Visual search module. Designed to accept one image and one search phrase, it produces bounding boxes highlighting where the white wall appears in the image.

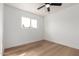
[44,4,79,49]
[0,3,3,55]
[4,3,79,50]
[3,4,44,49]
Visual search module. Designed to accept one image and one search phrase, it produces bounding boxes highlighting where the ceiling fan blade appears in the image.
[47,7,50,12]
[50,3,62,6]
[37,5,45,10]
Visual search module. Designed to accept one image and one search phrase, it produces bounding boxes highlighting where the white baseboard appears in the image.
[45,39,79,49]
[4,39,43,49]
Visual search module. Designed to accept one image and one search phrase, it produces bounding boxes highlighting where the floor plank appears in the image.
[4,40,79,56]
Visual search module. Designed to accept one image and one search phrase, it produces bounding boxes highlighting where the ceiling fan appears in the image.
[37,3,62,12]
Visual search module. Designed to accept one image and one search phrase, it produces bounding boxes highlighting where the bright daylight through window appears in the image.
[21,16,37,29]
[31,19,37,28]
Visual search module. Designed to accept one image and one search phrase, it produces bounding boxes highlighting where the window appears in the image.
[22,16,30,28]
[21,16,37,29]
[31,19,37,28]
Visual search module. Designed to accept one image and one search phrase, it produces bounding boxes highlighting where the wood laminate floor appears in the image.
[4,40,79,56]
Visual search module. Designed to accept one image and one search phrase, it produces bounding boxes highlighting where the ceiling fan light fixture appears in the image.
[37,3,62,12]
[45,4,50,8]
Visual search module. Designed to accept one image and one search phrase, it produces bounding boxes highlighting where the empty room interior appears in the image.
[0,3,79,56]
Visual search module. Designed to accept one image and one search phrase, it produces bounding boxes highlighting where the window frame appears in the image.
[21,16,37,29]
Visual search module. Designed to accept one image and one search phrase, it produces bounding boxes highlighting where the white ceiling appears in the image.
[6,3,78,16]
